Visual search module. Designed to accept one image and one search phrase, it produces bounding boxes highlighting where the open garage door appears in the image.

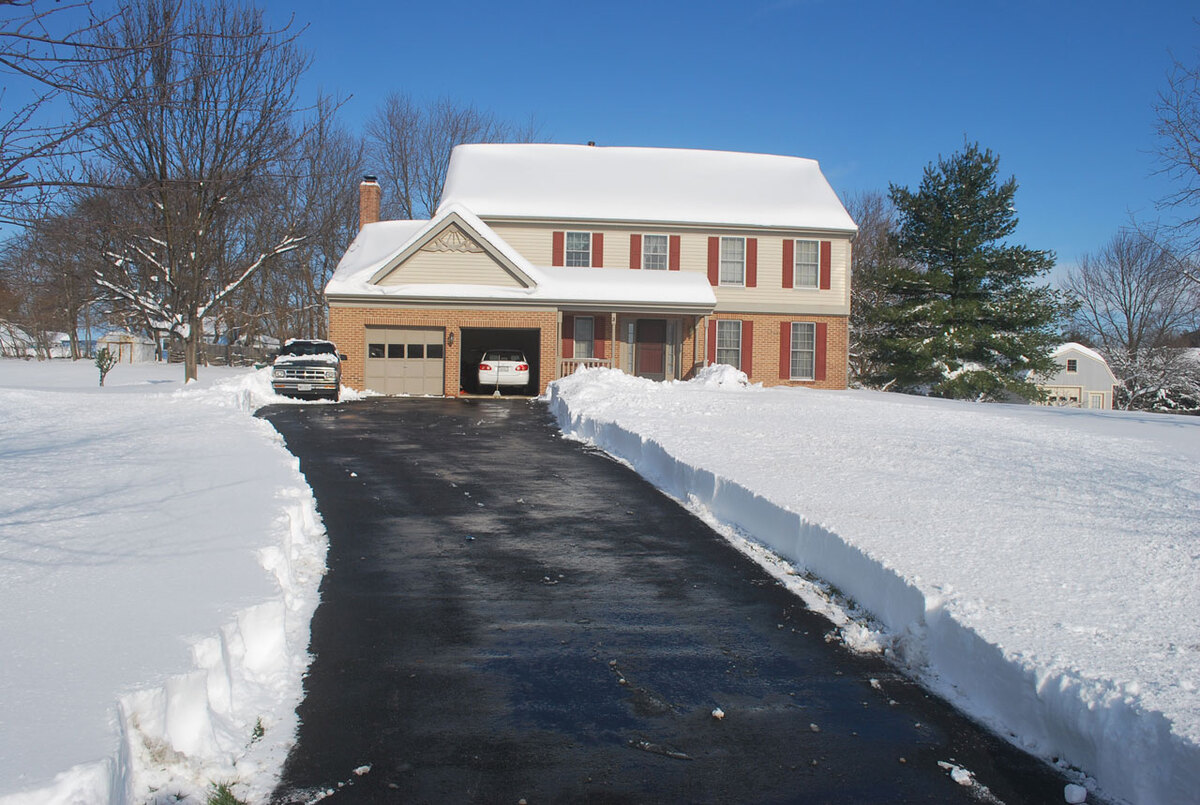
[365,327,445,395]
[460,327,540,395]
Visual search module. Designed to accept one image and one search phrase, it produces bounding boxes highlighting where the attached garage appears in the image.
[364,326,445,396]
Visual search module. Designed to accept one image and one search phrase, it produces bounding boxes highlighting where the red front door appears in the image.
[635,319,667,380]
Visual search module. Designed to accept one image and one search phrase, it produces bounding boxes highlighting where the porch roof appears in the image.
[326,204,716,313]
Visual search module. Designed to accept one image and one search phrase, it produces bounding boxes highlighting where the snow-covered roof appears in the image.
[1051,342,1110,366]
[437,143,858,233]
[326,203,716,311]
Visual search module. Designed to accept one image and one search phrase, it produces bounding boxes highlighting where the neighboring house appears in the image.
[1036,343,1117,409]
[0,320,34,357]
[326,143,857,396]
[98,331,158,363]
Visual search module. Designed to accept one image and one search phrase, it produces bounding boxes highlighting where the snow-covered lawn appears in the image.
[548,367,1200,805]
[0,360,338,804]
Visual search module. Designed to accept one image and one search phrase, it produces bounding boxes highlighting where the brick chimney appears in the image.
[358,175,381,230]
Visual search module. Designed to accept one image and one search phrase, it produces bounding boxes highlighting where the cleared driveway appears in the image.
[263,398,1079,804]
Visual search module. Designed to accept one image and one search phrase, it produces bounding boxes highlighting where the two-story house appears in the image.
[326,144,857,396]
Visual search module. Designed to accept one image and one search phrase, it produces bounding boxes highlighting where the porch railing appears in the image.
[558,357,612,377]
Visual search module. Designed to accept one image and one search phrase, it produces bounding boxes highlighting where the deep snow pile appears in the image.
[0,360,337,804]
[547,367,1200,805]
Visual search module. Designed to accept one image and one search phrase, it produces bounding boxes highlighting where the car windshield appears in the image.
[281,341,336,356]
[483,350,524,362]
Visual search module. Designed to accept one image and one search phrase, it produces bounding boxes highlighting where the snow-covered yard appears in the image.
[547,367,1200,805]
[4,357,1196,805]
[0,360,336,804]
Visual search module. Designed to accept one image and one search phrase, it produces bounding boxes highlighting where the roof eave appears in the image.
[473,213,858,237]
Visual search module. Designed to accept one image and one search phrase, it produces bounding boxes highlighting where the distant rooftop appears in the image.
[437,143,858,233]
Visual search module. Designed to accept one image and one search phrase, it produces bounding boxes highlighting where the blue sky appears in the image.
[275,1,1198,275]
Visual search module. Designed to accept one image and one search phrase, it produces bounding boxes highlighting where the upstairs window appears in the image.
[643,234,669,270]
[719,237,745,286]
[1066,359,1078,373]
[565,231,591,267]
[794,240,820,288]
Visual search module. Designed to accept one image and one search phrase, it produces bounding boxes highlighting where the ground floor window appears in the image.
[716,320,741,368]
[790,322,816,380]
[574,315,594,358]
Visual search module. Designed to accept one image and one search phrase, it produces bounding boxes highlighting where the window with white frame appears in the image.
[790,322,816,380]
[794,240,819,288]
[719,237,745,285]
[565,231,591,267]
[1066,359,1078,373]
[574,316,594,359]
[643,234,669,270]
[716,320,741,367]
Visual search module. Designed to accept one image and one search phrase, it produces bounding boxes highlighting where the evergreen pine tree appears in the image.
[871,142,1069,400]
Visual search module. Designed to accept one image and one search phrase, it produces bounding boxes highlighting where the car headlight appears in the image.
[272,368,284,378]
[324,369,336,381]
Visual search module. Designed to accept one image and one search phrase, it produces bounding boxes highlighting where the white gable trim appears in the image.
[368,209,537,289]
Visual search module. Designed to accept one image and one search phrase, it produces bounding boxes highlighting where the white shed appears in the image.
[1037,343,1117,410]
[98,331,158,363]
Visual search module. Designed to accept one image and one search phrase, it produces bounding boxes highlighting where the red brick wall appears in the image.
[703,313,848,389]
[329,306,559,395]
[329,306,848,394]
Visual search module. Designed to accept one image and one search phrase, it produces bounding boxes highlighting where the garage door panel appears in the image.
[365,327,444,396]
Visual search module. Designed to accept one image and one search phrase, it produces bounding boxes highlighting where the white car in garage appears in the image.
[477,349,530,391]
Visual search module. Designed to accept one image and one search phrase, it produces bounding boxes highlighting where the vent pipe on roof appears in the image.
[359,175,381,230]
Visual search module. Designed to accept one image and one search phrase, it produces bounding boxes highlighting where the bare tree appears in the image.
[844,191,904,384]
[227,95,364,343]
[0,0,169,223]
[77,0,310,381]
[0,210,104,358]
[1064,228,1200,410]
[1153,36,1200,287]
[366,92,538,220]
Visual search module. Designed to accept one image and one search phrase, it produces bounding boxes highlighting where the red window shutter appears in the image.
[595,317,607,359]
[562,315,574,359]
[707,319,717,364]
[630,234,642,269]
[820,241,832,290]
[669,235,681,270]
[782,239,794,289]
[592,233,604,267]
[779,321,791,378]
[707,237,720,285]
[552,231,564,266]
[746,238,758,288]
[815,322,828,381]
[742,320,753,376]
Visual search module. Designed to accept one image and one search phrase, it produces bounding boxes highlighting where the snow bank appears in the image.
[0,360,334,804]
[546,368,1200,805]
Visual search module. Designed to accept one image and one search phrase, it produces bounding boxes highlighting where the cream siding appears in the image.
[375,247,526,289]
[486,220,851,316]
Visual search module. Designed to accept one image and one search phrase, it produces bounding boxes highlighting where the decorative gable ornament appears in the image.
[421,225,484,254]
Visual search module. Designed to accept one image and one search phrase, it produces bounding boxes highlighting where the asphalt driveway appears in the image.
[262,397,1079,804]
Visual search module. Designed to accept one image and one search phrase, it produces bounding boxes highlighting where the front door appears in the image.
[635,319,667,381]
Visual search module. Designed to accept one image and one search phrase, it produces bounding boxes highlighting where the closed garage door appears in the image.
[365,327,445,396]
